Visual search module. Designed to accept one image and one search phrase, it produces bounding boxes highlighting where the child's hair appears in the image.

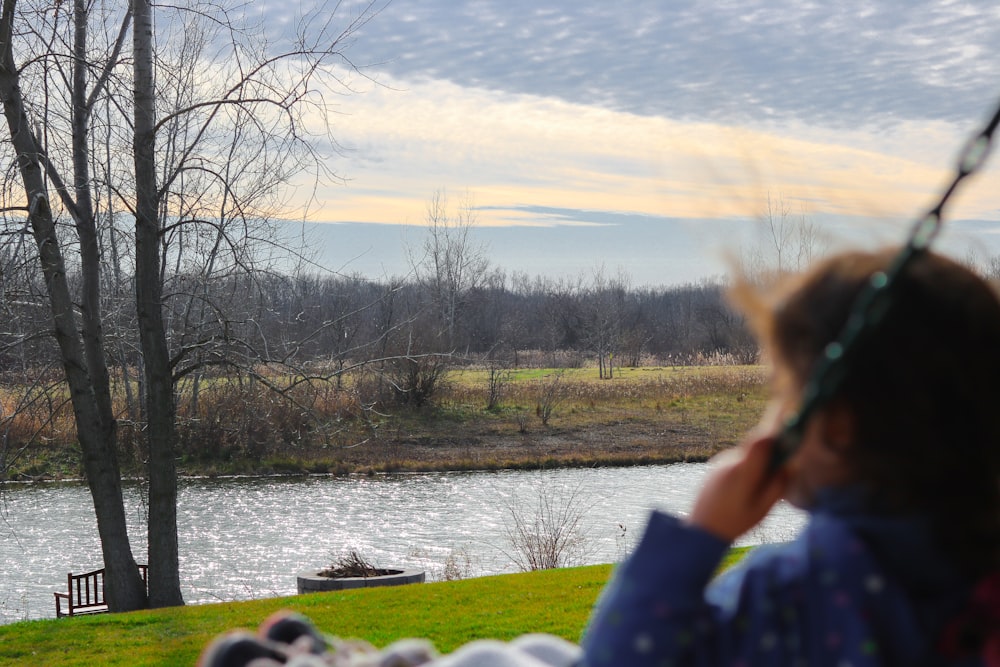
[732,248,1000,576]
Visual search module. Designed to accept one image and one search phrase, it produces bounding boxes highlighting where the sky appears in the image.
[267,0,1000,286]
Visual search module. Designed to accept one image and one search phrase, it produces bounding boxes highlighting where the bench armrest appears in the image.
[54,591,69,618]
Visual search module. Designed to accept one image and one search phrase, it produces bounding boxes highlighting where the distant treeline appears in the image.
[0,260,762,472]
[0,268,756,379]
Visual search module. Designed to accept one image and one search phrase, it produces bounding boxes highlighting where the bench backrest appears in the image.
[66,568,106,614]
[73,569,104,607]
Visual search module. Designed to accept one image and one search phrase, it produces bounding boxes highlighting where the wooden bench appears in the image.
[54,565,148,618]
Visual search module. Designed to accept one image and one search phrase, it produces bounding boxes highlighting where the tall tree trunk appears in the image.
[133,0,184,608]
[72,0,115,438]
[0,1,145,611]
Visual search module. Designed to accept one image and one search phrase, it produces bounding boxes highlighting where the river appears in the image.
[0,464,805,625]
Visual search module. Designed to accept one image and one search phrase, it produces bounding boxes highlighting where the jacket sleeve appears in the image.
[579,510,808,667]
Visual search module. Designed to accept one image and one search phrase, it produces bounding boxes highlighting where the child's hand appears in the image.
[686,435,789,542]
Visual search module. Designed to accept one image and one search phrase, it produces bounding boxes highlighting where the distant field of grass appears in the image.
[447,365,766,415]
[0,549,752,666]
[4,364,769,479]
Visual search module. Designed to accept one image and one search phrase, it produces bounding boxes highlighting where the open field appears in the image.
[4,365,769,479]
[0,550,751,666]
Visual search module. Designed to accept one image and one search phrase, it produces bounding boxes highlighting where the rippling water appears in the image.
[0,464,805,625]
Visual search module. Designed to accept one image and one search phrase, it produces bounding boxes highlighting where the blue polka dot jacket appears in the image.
[580,491,979,666]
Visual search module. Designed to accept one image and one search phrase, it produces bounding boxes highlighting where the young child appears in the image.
[580,247,1000,666]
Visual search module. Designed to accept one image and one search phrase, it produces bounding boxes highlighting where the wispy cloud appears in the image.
[313,75,997,226]
[264,0,1000,282]
[341,0,1000,126]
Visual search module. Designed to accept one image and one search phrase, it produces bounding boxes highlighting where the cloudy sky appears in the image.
[278,0,1000,286]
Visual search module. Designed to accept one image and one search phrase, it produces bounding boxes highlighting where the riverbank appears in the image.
[7,365,769,480]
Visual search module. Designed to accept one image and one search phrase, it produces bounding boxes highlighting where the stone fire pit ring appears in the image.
[297,569,425,593]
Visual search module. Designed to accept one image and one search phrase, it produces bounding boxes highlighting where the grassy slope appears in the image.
[0,549,750,667]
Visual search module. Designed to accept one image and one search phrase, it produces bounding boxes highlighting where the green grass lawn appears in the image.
[0,549,750,666]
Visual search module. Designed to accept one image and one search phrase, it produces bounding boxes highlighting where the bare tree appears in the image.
[0,0,386,611]
[761,192,795,275]
[133,0,186,608]
[743,192,827,282]
[0,0,148,611]
[793,208,825,271]
[416,189,492,348]
[582,267,629,379]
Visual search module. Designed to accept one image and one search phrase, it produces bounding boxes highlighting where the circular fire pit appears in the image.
[297,568,425,593]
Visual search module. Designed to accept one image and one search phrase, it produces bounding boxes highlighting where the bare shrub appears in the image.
[170,369,382,462]
[174,374,316,460]
[485,353,512,411]
[0,378,75,471]
[442,547,475,581]
[515,410,530,434]
[500,480,593,571]
[383,354,451,408]
[350,365,391,411]
[407,545,477,582]
[535,370,567,426]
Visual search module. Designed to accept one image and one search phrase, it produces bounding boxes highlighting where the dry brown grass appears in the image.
[1,364,769,479]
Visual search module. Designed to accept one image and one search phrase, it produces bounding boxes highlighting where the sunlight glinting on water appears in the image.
[0,464,805,624]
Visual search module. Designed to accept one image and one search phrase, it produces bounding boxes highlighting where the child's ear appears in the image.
[820,400,856,455]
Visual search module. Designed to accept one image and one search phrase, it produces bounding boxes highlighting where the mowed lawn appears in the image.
[0,549,750,666]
